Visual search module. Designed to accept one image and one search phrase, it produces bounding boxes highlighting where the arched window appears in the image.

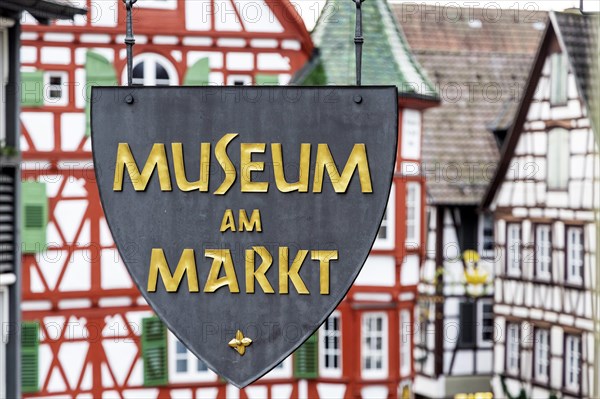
[547,127,569,190]
[127,53,178,86]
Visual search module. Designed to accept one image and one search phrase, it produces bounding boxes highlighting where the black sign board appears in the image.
[91,86,398,387]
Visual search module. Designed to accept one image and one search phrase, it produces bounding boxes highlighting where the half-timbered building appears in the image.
[482,10,599,399]
[18,2,316,398]
[293,0,439,397]
[391,5,546,398]
[1,2,86,399]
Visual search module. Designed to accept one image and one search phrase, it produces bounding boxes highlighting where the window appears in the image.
[535,225,552,281]
[227,75,252,85]
[0,287,6,399]
[361,312,388,379]
[534,328,550,383]
[44,72,68,106]
[374,186,395,249]
[319,312,342,377]
[168,332,213,382]
[478,300,494,346]
[564,335,581,392]
[547,128,569,190]
[479,213,495,259]
[263,357,292,379]
[550,53,568,105]
[506,223,521,277]
[458,302,476,347]
[401,109,422,160]
[566,226,584,286]
[130,54,178,86]
[137,0,177,9]
[400,310,411,376]
[506,323,520,375]
[405,182,420,246]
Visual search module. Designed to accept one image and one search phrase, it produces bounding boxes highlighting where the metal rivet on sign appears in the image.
[125,94,134,105]
[353,95,362,104]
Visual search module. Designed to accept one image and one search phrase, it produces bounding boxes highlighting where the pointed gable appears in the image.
[294,0,436,97]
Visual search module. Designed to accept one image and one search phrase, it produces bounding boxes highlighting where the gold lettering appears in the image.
[272,143,311,192]
[238,209,262,232]
[204,249,240,293]
[313,144,372,193]
[172,142,210,191]
[278,247,309,294]
[240,143,269,192]
[311,250,338,294]
[113,143,172,191]
[214,133,238,195]
[245,246,274,294]
[220,209,236,232]
[147,248,199,292]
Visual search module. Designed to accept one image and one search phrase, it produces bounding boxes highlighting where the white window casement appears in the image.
[168,332,215,383]
[506,323,520,375]
[262,357,292,379]
[399,310,411,376]
[137,0,177,10]
[547,128,570,190]
[506,223,521,277]
[566,226,584,286]
[564,334,582,393]
[477,300,494,347]
[319,311,342,378]
[534,328,550,384]
[361,312,388,379]
[0,286,7,399]
[43,71,68,106]
[405,182,420,247]
[535,224,552,281]
[550,52,568,105]
[400,109,422,160]
[374,185,395,250]
[478,212,495,259]
[129,53,179,86]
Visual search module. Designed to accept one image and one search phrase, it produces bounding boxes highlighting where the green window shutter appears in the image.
[21,181,48,254]
[293,333,318,379]
[142,316,168,386]
[21,321,39,393]
[255,74,279,85]
[183,58,210,86]
[85,51,118,136]
[21,71,44,107]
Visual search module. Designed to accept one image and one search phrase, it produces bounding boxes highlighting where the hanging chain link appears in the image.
[353,0,365,86]
[124,0,138,87]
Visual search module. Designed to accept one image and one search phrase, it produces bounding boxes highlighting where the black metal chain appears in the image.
[124,0,138,87]
[353,0,365,86]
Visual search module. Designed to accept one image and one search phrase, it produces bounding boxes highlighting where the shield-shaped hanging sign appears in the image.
[91,86,397,387]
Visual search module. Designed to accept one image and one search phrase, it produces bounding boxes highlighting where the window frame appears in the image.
[534,224,552,282]
[477,299,494,347]
[318,311,342,378]
[373,184,395,250]
[506,223,522,278]
[361,312,389,379]
[505,323,520,376]
[43,71,69,106]
[405,182,421,247]
[565,226,584,287]
[550,52,568,105]
[262,357,292,379]
[0,286,6,399]
[478,212,495,259]
[125,53,179,86]
[167,332,214,383]
[533,327,550,384]
[546,127,570,191]
[0,28,7,145]
[564,334,582,394]
[136,0,178,10]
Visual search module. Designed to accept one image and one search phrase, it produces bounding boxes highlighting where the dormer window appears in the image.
[550,52,568,105]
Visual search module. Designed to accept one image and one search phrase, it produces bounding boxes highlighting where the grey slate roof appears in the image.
[293,0,437,98]
[392,4,546,205]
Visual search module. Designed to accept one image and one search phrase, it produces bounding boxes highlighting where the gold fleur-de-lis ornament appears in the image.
[228,330,252,356]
